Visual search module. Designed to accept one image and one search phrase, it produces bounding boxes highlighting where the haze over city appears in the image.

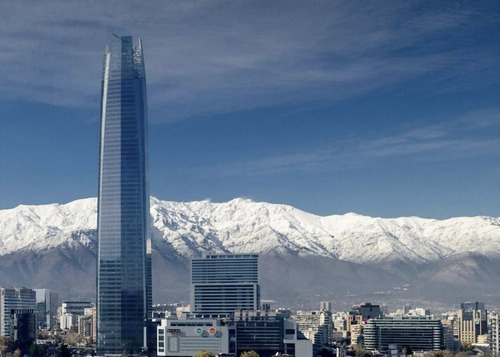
[0,0,498,219]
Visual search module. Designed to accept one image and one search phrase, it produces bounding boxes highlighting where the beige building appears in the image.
[458,302,487,345]
[294,310,333,347]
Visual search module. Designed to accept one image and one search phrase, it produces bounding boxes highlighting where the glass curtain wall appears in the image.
[97,35,152,355]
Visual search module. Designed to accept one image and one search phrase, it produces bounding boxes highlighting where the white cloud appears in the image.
[198,107,499,177]
[0,1,497,120]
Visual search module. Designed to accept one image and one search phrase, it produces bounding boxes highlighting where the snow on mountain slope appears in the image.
[1,197,499,264]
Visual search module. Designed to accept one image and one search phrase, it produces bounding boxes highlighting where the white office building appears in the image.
[190,254,259,315]
[157,318,230,356]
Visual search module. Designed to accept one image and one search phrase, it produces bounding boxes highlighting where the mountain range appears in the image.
[1,197,499,311]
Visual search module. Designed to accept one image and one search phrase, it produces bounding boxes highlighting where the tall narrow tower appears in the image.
[97,36,152,355]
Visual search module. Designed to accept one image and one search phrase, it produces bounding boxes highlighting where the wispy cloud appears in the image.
[0,1,497,120]
[199,107,499,177]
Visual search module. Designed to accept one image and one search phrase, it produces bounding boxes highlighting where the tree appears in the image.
[30,343,48,357]
[402,346,413,356]
[240,351,259,357]
[0,337,13,357]
[193,350,215,357]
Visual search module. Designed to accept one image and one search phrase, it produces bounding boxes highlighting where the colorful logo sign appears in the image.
[196,327,203,335]
[208,327,216,335]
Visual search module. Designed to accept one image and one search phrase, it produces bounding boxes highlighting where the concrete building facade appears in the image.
[490,312,499,355]
[190,254,259,315]
[0,287,36,337]
[458,302,487,345]
[364,317,444,353]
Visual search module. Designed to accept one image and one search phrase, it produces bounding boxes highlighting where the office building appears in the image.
[59,301,92,331]
[0,287,36,337]
[458,302,487,344]
[232,310,284,356]
[97,35,152,354]
[490,312,499,354]
[347,302,382,330]
[157,317,230,356]
[190,254,259,315]
[10,308,36,354]
[10,309,36,349]
[62,300,92,316]
[157,311,312,357]
[364,317,444,352]
[34,289,58,330]
[78,315,94,339]
[158,253,311,356]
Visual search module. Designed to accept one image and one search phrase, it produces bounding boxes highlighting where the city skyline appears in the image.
[0,1,498,219]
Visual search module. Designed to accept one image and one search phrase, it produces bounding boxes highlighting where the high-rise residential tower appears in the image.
[97,35,152,355]
[190,253,260,315]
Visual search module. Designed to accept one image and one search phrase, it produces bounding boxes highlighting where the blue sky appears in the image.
[0,0,498,218]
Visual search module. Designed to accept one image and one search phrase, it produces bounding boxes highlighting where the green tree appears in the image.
[240,351,259,357]
[193,350,215,357]
[29,343,48,357]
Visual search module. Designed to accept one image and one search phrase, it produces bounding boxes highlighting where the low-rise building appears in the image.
[157,310,312,357]
[158,317,229,356]
[364,316,444,353]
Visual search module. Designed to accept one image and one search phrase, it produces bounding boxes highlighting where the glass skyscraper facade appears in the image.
[97,36,152,355]
[190,254,260,315]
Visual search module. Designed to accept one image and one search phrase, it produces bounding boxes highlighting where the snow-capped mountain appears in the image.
[1,197,499,263]
[1,197,499,308]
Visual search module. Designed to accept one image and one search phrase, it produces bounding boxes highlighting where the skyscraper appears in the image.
[190,253,260,315]
[97,35,152,355]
